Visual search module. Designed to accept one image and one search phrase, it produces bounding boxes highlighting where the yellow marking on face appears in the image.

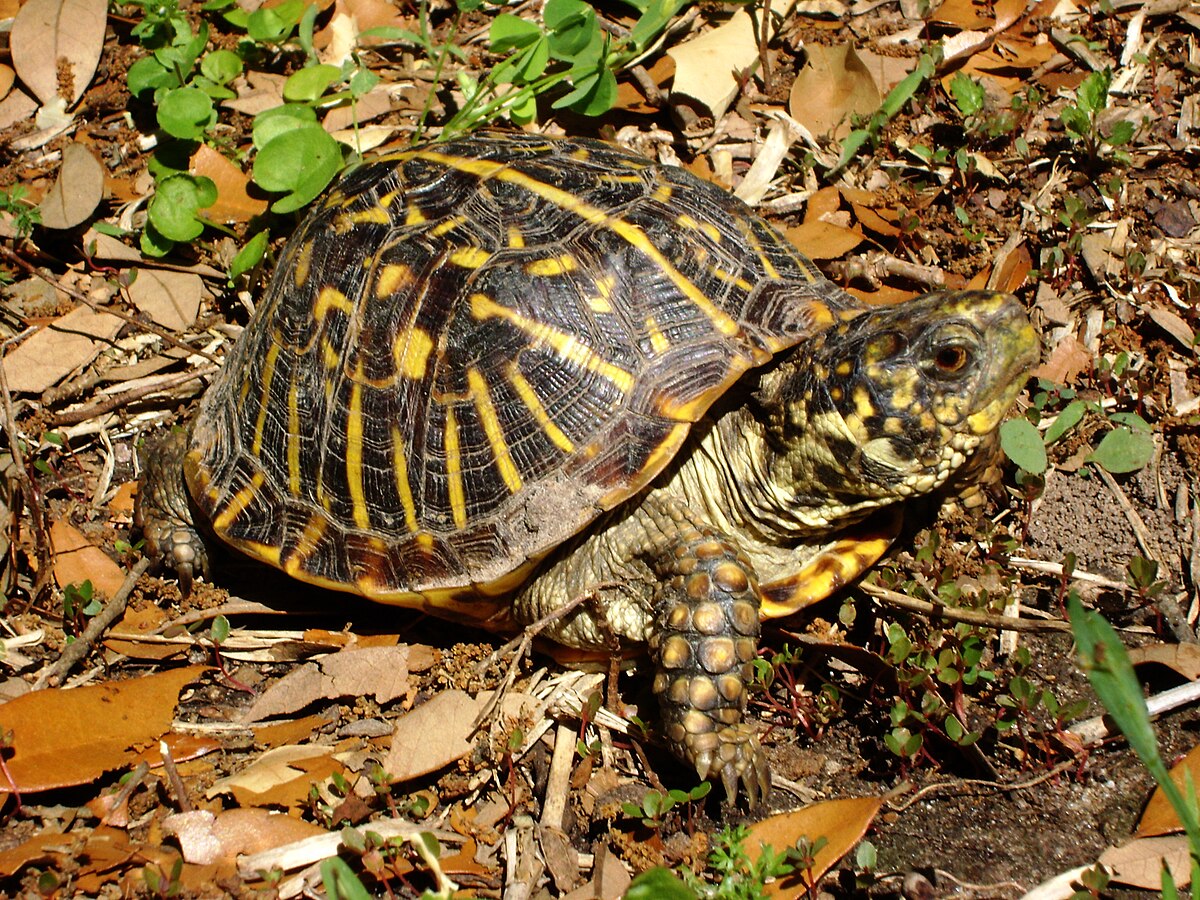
[412,150,740,337]
[344,205,391,227]
[293,240,314,288]
[468,367,522,493]
[507,226,526,248]
[283,514,329,577]
[376,264,413,298]
[390,426,419,533]
[287,378,301,495]
[444,405,468,530]
[406,204,427,226]
[471,293,635,393]
[645,316,670,354]
[835,360,853,376]
[506,362,575,453]
[526,254,578,277]
[430,215,466,236]
[853,386,877,421]
[212,470,266,534]
[346,363,370,531]
[394,326,434,380]
[250,342,281,456]
[449,246,491,268]
[315,286,354,322]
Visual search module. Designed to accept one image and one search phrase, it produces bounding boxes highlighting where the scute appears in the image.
[185,131,863,603]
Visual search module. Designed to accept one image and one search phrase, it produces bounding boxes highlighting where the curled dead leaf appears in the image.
[38,142,104,230]
[10,0,107,107]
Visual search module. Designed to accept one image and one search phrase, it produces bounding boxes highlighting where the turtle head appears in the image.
[760,290,1039,529]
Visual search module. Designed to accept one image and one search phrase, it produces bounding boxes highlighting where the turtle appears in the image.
[136,130,1038,801]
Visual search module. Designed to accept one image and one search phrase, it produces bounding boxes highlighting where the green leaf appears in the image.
[628,0,686,52]
[625,867,698,900]
[1076,69,1111,115]
[999,417,1048,475]
[253,126,343,213]
[545,0,596,59]
[949,73,985,118]
[1107,411,1151,432]
[1106,119,1134,146]
[1087,426,1154,474]
[127,56,177,98]
[490,14,543,53]
[1043,398,1087,444]
[284,63,342,102]
[555,66,617,116]
[148,174,217,241]
[252,104,318,150]
[200,49,243,85]
[157,87,216,140]
[1060,105,1090,140]
[229,230,268,281]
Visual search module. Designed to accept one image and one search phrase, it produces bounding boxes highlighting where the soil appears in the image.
[1,0,1199,897]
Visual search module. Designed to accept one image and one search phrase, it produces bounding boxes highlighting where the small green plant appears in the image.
[330,827,458,898]
[626,823,822,899]
[1000,378,1156,478]
[0,185,42,241]
[621,782,712,829]
[62,580,102,636]
[1069,594,1200,893]
[1059,69,1135,167]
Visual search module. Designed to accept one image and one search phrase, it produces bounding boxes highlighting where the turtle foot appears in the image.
[136,428,210,594]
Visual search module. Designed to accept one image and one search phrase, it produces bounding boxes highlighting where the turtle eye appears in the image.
[934,344,971,373]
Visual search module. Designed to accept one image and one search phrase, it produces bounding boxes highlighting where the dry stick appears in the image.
[1094,465,1196,644]
[158,739,194,812]
[52,366,219,427]
[0,349,53,605]
[32,556,152,690]
[0,245,219,364]
[861,582,1074,633]
[541,723,576,832]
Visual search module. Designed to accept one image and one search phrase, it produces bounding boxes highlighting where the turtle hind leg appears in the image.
[651,531,769,805]
[135,428,209,594]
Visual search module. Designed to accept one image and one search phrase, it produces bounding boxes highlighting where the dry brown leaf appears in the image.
[1033,335,1093,385]
[990,240,1033,293]
[224,70,288,116]
[207,744,346,808]
[190,144,267,224]
[38,142,104,229]
[49,519,125,598]
[785,220,864,260]
[1147,305,1196,352]
[1137,743,1200,837]
[746,795,883,896]
[127,268,204,332]
[666,9,759,121]
[314,0,410,56]
[931,0,992,29]
[613,56,675,114]
[803,186,842,223]
[241,645,429,721]
[164,808,328,865]
[383,689,536,782]
[1128,643,1200,681]
[0,832,78,879]
[1099,835,1192,889]
[0,88,38,133]
[9,0,107,107]
[252,713,336,749]
[321,86,395,132]
[788,44,880,140]
[0,64,14,102]
[849,202,902,239]
[2,304,124,393]
[0,665,209,793]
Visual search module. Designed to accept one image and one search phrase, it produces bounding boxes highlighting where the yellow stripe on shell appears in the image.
[468,367,523,493]
[430,215,466,236]
[212,469,267,534]
[507,226,525,248]
[342,205,391,227]
[411,150,741,338]
[390,425,420,533]
[444,405,468,530]
[287,377,301,495]
[393,326,434,381]
[406,205,426,226]
[292,239,314,289]
[283,514,329,577]
[470,293,635,393]
[375,263,414,298]
[645,316,670,354]
[505,362,575,453]
[250,342,281,456]
[346,363,370,530]
[449,246,491,268]
[315,286,354,322]
[525,254,578,277]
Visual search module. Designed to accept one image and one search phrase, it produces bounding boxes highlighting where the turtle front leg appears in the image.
[135,428,209,594]
[651,530,769,804]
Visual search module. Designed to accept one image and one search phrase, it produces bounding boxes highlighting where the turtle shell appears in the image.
[184,131,863,612]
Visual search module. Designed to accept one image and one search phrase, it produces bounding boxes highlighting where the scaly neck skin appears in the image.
[652,396,893,549]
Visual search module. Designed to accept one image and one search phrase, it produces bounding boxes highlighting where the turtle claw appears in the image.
[136,428,209,595]
[690,724,770,805]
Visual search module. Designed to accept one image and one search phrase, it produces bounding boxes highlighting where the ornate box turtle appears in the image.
[137,131,1038,799]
